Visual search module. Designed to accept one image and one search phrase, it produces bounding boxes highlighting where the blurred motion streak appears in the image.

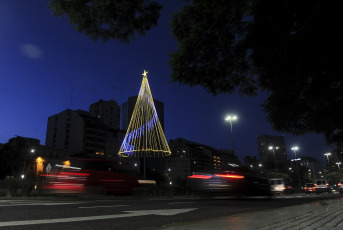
[39,158,139,195]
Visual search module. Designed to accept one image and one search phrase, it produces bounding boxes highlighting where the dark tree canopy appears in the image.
[170,0,343,147]
[169,0,256,96]
[47,0,343,147]
[48,0,162,43]
[246,0,343,146]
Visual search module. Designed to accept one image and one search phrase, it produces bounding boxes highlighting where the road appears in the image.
[0,193,341,229]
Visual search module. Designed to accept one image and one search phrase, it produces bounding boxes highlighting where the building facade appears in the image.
[45,108,122,157]
[325,149,343,170]
[298,156,325,182]
[89,99,120,130]
[166,138,240,184]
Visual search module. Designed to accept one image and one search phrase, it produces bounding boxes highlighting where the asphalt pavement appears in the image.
[162,197,343,230]
[0,194,342,229]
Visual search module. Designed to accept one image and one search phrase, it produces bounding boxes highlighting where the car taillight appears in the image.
[326,183,329,186]
[314,184,317,186]
[338,183,342,186]
[214,174,244,179]
[60,172,90,176]
[187,175,212,179]
[40,174,69,178]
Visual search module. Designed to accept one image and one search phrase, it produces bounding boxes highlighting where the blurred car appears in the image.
[337,180,343,194]
[314,179,331,194]
[187,167,271,197]
[40,158,139,195]
[269,178,285,195]
[304,183,316,194]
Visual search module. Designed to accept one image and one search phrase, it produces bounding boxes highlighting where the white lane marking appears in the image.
[168,202,195,205]
[79,205,130,209]
[0,208,198,227]
[0,202,83,207]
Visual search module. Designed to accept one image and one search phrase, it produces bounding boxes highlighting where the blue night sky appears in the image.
[0,0,333,164]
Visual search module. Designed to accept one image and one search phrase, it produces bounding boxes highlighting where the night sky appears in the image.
[0,0,332,164]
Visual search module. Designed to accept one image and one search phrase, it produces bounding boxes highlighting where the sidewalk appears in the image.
[162,198,343,230]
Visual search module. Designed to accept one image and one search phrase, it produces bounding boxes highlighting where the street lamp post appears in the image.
[336,162,341,170]
[22,148,35,178]
[291,146,302,187]
[324,152,331,167]
[268,146,279,172]
[225,115,238,154]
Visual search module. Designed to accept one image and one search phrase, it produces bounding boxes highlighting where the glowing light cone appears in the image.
[119,70,171,157]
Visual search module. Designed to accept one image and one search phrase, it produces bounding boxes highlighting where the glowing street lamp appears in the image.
[268,146,279,172]
[291,146,302,187]
[225,115,238,154]
[324,152,331,166]
[336,162,341,170]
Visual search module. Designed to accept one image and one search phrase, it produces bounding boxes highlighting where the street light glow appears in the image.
[268,146,279,172]
[268,146,279,150]
[336,162,341,170]
[225,114,238,154]
[291,146,298,151]
[291,146,302,187]
[225,115,238,121]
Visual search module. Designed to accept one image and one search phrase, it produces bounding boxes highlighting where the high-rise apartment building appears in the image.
[121,95,164,131]
[46,99,123,157]
[257,135,288,171]
[89,99,120,130]
[45,109,106,155]
[46,108,124,158]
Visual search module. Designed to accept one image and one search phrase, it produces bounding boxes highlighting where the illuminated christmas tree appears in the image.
[119,70,171,157]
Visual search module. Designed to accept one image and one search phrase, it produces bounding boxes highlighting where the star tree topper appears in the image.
[142,70,148,78]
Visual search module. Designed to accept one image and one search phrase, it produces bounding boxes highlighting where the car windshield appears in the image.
[306,183,315,187]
